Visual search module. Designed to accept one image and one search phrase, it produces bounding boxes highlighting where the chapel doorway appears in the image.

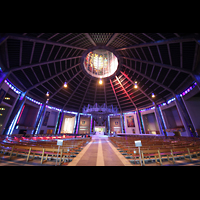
[95,126,105,135]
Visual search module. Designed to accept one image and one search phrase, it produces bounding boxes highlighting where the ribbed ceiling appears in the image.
[0,33,199,112]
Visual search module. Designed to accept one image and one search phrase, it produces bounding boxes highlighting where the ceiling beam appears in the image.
[21,69,33,86]
[192,43,199,71]
[8,33,87,51]
[120,71,154,103]
[49,70,82,100]
[26,63,81,92]
[0,33,9,45]
[115,75,137,109]
[123,57,200,89]
[8,56,81,72]
[116,35,198,51]
[122,64,175,95]
[84,33,96,46]
[30,42,35,64]
[62,75,86,110]
[106,33,120,46]
[122,56,193,75]
[109,79,121,112]
[168,71,180,88]
[78,79,92,113]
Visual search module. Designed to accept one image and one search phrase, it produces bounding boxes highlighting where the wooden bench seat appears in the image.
[0,143,14,157]
[8,145,69,165]
[141,148,200,166]
[10,145,31,160]
[0,136,91,165]
[109,136,200,166]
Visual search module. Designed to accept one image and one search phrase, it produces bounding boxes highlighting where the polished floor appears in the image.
[68,134,132,166]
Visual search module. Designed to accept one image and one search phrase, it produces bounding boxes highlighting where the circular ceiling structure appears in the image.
[0,33,200,113]
[83,49,118,78]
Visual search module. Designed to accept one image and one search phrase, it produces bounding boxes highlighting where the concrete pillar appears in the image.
[56,110,64,134]
[175,94,194,137]
[75,113,80,134]
[136,109,143,134]
[3,92,27,135]
[32,103,46,135]
[120,113,124,133]
[154,104,167,137]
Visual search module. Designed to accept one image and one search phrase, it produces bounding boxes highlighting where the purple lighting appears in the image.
[58,112,64,134]
[139,106,155,112]
[4,79,21,94]
[26,96,42,106]
[46,105,61,112]
[180,82,197,97]
[2,76,199,126]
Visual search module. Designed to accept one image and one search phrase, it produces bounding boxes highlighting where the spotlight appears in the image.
[99,79,103,85]
[46,91,49,97]
[152,93,155,98]
[134,81,138,89]
[64,82,67,88]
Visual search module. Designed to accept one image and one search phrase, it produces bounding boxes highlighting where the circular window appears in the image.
[83,49,118,78]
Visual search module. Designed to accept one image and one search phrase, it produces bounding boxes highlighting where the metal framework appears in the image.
[1,33,200,112]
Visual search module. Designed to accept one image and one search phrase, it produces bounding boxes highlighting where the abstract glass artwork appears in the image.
[84,49,118,78]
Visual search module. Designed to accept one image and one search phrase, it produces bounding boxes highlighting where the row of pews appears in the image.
[109,136,200,166]
[0,135,91,166]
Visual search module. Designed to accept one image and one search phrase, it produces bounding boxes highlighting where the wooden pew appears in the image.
[0,136,92,165]
[0,143,14,158]
[10,145,31,161]
[109,136,200,166]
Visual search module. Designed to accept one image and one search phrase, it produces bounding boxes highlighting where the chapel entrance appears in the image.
[95,126,105,135]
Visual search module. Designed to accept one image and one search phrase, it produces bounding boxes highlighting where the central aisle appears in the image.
[68,135,133,166]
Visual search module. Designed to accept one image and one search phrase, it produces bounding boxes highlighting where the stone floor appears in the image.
[68,134,132,166]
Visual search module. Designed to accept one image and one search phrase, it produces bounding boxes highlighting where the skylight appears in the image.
[84,49,118,78]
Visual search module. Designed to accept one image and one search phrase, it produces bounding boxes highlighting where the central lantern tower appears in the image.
[81,46,121,80]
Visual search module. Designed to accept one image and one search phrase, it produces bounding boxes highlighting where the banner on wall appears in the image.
[127,116,135,127]
[42,111,50,126]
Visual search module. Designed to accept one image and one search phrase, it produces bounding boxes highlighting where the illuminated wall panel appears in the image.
[60,114,75,134]
[123,113,140,134]
[78,116,91,134]
[110,117,121,133]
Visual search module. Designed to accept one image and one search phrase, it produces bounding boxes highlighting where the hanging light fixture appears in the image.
[46,91,49,97]
[64,81,67,88]
[99,78,103,85]
[152,93,155,98]
[134,81,138,89]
